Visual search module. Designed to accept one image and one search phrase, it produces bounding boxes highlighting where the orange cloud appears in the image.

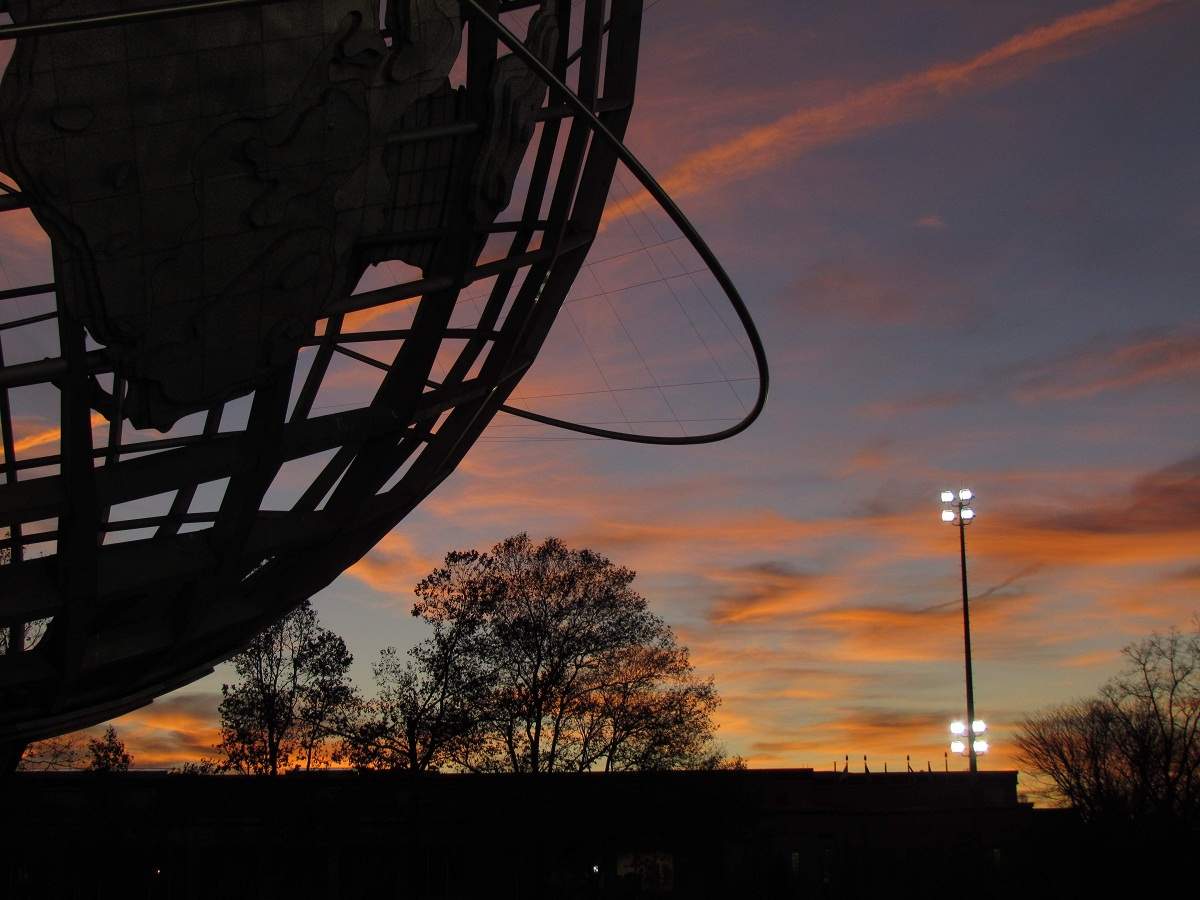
[707,562,838,624]
[1,411,107,461]
[607,0,1169,220]
[346,530,437,598]
[1016,331,1200,401]
[1060,648,1121,668]
[858,390,975,419]
[806,590,1043,664]
[0,208,51,256]
[749,709,947,760]
[984,522,1200,567]
[785,263,928,326]
[1164,565,1200,586]
[573,510,834,555]
[838,438,897,476]
[107,692,223,768]
[859,329,1200,419]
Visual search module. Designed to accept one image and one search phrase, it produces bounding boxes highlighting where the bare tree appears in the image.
[18,725,134,772]
[215,601,356,774]
[18,732,88,771]
[1015,622,1200,831]
[340,639,485,772]
[353,534,723,774]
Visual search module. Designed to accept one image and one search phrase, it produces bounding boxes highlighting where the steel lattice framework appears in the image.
[0,0,767,752]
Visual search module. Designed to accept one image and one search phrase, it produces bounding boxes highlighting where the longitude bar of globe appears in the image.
[49,250,101,694]
[321,0,502,510]
[324,0,516,511]
[0,329,23,661]
[378,0,534,488]
[419,0,615,458]
[436,0,577,396]
[421,0,605,475]
[96,374,126,535]
[0,335,22,569]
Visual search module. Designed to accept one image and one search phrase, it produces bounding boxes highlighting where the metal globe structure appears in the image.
[0,0,767,752]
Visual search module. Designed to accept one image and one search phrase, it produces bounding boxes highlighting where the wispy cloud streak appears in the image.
[1,412,106,461]
[1017,331,1200,401]
[609,0,1169,219]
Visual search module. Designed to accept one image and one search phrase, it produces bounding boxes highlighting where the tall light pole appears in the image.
[941,488,987,772]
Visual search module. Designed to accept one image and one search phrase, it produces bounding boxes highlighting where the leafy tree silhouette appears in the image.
[345,534,725,773]
[86,726,132,772]
[216,601,355,774]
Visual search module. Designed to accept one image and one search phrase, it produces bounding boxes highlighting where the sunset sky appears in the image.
[2,0,1198,781]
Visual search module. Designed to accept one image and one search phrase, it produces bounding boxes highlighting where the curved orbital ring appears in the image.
[465,0,770,446]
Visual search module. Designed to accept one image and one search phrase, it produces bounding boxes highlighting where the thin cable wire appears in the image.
[610,169,748,415]
[511,375,757,402]
[565,267,708,306]
[615,170,756,367]
[563,303,637,435]
[583,262,687,437]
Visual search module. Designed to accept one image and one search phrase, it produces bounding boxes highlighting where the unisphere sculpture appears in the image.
[0,0,767,757]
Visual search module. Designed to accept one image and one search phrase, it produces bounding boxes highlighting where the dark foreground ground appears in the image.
[0,768,1155,899]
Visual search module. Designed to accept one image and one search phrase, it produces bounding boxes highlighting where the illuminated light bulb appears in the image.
[950,740,966,754]
[973,739,989,754]
[972,720,986,734]
[941,510,957,523]
[940,490,955,503]
[959,488,973,501]
[950,721,966,735]
[960,508,976,521]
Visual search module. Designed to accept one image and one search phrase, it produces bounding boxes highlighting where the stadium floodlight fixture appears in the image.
[950,740,966,754]
[941,486,981,771]
[972,720,986,734]
[950,720,966,735]
[941,488,975,526]
[973,739,989,754]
